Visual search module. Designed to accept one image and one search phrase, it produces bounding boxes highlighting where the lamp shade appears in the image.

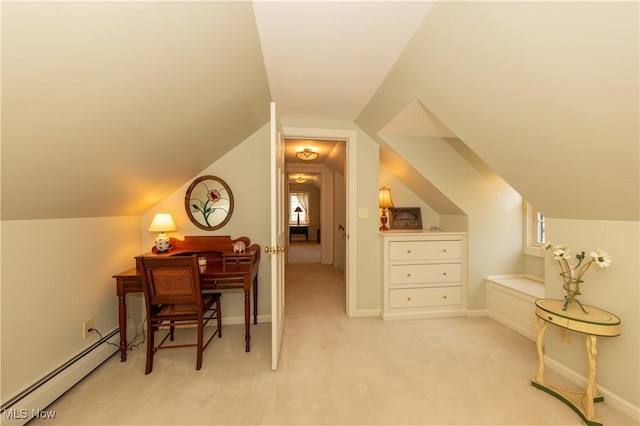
[294,206,303,213]
[148,213,177,232]
[378,187,394,209]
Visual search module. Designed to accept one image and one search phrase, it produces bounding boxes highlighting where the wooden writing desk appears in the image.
[113,236,260,361]
[532,299,620,426]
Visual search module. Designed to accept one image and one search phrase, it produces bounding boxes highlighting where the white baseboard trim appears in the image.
[467,309,487,318]
[221,314,271,325]
[544,355,640,422]
[0,328,120,425]
[351,308,380,318]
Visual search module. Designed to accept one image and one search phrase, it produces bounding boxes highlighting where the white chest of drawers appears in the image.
[380,232,467,320]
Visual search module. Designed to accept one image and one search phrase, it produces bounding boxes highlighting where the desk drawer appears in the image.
[389,240,461,261]
[389,263,461,285]
[389,287,461,309]
[202,276,245,289]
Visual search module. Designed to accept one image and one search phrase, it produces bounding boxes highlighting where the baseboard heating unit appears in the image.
[1,328,119,426]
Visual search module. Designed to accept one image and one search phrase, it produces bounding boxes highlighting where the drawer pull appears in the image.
[406,297,411,301]
[407,249,411,254]
[443,272,447,276]
[407,273,411,277]
[443,249,447,253]
[548,316,553,321]
[443,295,448,299]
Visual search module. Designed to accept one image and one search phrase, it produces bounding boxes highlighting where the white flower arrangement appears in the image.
[543,242,612,311]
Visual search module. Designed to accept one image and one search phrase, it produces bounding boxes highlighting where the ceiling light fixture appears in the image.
[295,175,307,183]
[296,148,319,161]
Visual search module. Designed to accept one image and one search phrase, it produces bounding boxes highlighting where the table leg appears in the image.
[244,286,251,352]
[534,317,548,384]
[585,335,598,420]
[118,294,128,362]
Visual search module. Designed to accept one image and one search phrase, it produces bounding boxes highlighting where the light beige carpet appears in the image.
[31,263,637,425]
[288,241,321,264]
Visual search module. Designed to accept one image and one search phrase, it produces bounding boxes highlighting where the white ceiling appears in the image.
[253,1,435,121]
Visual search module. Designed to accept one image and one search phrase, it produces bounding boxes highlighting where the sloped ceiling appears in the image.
[2,1,272,219]
[2,1,638,221]
[357,1,639,221]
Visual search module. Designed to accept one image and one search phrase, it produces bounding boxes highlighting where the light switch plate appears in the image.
[358,208,369,218]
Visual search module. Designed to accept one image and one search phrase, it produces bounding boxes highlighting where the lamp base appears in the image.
[155,233,171,252]
[379,210,390,231]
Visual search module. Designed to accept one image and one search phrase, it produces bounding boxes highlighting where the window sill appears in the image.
[524,245,545,258]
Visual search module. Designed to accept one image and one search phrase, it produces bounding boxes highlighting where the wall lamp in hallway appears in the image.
[379,187,394,231]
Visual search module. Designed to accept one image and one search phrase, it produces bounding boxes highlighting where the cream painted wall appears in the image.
[1,216,141,400]
[524,254,545,280]
[142,124,271,323]
[543,218,640,410]
[381,135,523,311]
[379,166,439,230]
[355,128,382,312]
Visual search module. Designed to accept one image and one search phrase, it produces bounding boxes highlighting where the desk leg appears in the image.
[253,276,258,325]
[118,294,128,362]
[534,317,548,384]
[244,285,251,352]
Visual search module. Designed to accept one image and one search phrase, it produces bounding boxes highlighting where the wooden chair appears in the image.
[140,255,222,374]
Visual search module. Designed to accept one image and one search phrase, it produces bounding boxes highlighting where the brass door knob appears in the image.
[265,246,285,254]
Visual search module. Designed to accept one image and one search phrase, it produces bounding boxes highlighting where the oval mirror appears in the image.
[184,175,234,230]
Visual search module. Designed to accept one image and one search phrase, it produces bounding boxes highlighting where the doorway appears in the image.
[284,137,348,313]
[282,126,358,317]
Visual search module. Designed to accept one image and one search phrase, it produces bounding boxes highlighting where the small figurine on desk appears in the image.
[233,241,246,253]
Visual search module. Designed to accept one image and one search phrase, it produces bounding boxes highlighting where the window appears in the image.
[290,192,309,225]
[524,201,546,256]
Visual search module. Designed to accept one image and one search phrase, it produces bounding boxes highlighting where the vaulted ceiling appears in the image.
[2,1,638,221]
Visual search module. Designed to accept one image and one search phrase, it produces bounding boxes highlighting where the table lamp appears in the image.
[148,213,177,252]
[378,187,393,231]
[294,206,303,225]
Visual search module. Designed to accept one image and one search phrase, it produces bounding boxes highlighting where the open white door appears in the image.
[268,102,286,370]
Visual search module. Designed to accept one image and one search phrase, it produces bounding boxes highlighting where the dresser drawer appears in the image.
[389,287,462,309]
[389,263,461,285]
[389,240,462,261]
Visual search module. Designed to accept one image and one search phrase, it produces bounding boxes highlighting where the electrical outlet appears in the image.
[82,318,94,339]
[557,327,571,343]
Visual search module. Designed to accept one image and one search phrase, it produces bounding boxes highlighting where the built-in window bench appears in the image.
[485,275,545,341]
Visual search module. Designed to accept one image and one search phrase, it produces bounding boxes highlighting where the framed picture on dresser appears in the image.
[389,207,422,230]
